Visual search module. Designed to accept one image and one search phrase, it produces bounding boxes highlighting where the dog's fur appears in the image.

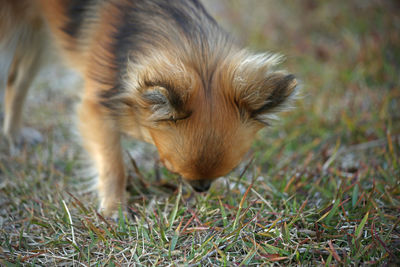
[1,0,297,216]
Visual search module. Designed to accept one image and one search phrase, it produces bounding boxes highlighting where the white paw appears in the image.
[98,202,132,223]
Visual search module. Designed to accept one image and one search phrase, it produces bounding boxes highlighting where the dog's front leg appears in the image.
[78,97,126,217]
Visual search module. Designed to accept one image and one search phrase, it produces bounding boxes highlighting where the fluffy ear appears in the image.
[233,53,298,124]
[138,86,190,122]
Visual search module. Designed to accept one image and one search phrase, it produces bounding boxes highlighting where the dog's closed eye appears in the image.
[140,84,191,123]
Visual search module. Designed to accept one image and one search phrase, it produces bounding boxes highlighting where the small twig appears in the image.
[238,155,255,180]
[66,191,89,213]
[328,240,342,263]
[371,220,395,259]
[126,151,148,187]
[21,250,48,262]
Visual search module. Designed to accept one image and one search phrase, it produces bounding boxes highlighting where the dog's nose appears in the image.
[189,180,211,192]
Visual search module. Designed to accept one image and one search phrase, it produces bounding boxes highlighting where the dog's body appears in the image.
[1,0,297,216]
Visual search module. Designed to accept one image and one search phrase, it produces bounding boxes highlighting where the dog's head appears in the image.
[114,50,297,192]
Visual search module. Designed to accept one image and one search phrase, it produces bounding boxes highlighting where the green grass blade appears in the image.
[168,183,182,231]
[353,211,369,244]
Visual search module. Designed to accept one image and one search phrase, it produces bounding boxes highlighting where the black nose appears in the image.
[189,180,211,192]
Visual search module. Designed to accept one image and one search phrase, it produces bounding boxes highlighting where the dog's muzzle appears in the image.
[189,180,211,192]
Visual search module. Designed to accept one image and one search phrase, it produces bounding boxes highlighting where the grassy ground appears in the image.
[1,0,399,265]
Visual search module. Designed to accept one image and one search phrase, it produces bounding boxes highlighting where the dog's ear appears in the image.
[138,86,190,123]
[233,53,298,125]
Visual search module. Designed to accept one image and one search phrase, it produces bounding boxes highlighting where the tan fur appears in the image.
[77,96,126,213]
[1,0,298,216]
[1,1,45,150]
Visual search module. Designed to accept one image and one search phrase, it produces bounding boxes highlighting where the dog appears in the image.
[0,0,298,216]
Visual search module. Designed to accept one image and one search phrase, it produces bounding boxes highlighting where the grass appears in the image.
[1,0,399,265]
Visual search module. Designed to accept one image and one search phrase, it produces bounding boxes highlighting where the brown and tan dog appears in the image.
[0,0,298,216]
